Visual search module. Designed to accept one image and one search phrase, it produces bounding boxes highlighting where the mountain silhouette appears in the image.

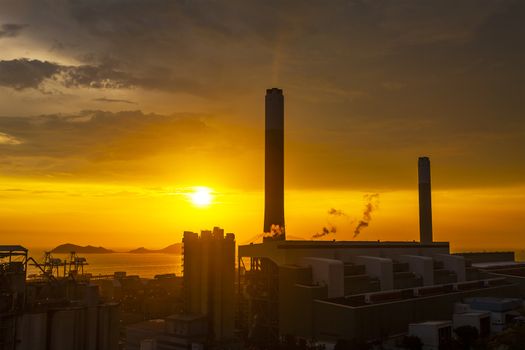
[51,243,114,254]
[128,243,181,254]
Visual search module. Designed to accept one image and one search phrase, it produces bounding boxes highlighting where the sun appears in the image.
[190,186,213,207]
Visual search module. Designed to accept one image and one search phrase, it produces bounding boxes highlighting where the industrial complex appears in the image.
[0,246,120,350]
[1,88,525,349]
[234,88,525,349]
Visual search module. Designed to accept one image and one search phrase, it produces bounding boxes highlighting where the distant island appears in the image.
[128,243,181,254]
[50,243,182,254]
[51,243,114,254]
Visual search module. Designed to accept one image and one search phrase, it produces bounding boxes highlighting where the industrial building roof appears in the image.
[241,240,449,250]
[465,297,523,312]
[0,245,28,258]
[0,245,28,252]
[321,279,514,308]
[410,321,451,326]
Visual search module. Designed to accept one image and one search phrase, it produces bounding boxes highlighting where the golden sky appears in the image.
[0,1,523,251]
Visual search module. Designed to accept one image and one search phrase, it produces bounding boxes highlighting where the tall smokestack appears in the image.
[418,156,433,243]
[263,88,285,239]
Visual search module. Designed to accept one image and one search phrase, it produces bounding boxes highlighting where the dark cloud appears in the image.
[472,0,525,61]
[0,1,523,189]
[0,59,132,90]
[58,63,133,89]
[0,109,262,186]
[0,23,27,38]
[1,1,523,99]
[0,110,212,162]
[0,59,60,89]
[0,58,204,93]
[93,98,136,104]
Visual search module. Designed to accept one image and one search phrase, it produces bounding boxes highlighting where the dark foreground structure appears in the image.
[4,88,525,350]
[237,240,522,348]
[0,245,119,350]
[263,88,285,239]
[418,156,433,244]
[126,89,525,350]
[125,227,238,350]
[234,88,525,350]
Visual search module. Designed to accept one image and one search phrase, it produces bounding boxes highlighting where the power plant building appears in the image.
[237,240,520,345]
[234,88,525,347]
[4,87,525,350]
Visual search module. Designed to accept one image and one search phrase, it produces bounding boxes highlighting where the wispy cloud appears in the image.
[93,97,136,104]
[0,110,228,182]
[0,131,22,145]
[0,59,133,90]
[0,110,212,159]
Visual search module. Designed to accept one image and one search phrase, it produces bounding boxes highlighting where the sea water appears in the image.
[26,249,182,279]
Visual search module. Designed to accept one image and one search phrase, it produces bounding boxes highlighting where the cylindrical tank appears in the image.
[85,306,98,350]
[97,303,120,350]
[49,307,86,350]
[7,262,26,294]
[16,312,47,350]
[83,284,99,307]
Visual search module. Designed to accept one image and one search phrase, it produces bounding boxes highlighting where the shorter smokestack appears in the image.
[418,157,433,243]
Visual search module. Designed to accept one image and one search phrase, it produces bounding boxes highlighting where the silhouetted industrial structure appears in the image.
[0,245,119,350]
[234,88,525,349]
[263,88,285,239]
[125,228,237,350]
[4,88,525,350]
[183,228,236,342]
[418,156,433,244]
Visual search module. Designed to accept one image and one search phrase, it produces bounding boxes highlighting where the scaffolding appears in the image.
[237,256,280,348]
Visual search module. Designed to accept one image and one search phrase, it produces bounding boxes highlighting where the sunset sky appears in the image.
[0,1,523,251]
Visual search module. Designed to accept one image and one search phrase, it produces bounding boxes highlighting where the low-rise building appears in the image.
[408,321,452,350]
